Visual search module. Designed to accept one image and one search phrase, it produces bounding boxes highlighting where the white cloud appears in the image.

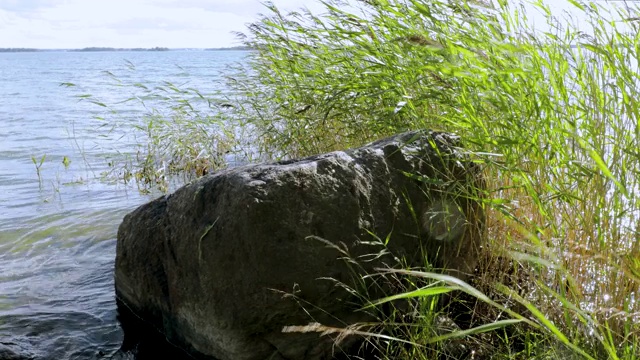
[0,0,59,12]
[0,0,323,48]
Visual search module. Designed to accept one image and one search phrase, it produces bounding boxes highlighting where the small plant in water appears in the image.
[31,154,46,188]
[62,156,71,169]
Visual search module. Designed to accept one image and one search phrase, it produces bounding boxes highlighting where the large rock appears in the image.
[114,130,485,360]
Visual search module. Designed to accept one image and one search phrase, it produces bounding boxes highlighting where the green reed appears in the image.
[63,64,238,192]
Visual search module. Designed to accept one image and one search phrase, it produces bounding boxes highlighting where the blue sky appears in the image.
[0,0,628,49]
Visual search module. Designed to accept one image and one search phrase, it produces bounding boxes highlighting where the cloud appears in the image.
[109,17,198,31]
[0,0,58,12]
[151,0,327,17]
[0,0,253,48]
[0,0,325,48]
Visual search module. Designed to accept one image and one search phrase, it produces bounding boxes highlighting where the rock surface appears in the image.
[114,130,485,360]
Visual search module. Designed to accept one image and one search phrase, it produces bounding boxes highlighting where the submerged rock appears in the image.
[114,130,485,360]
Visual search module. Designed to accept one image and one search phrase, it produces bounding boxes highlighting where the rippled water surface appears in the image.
[0,50,247,359]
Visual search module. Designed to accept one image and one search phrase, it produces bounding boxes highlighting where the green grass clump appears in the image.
[64,64,239,191]
[218,0,640,358]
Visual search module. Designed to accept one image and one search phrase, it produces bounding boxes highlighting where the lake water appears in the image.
[0,50,248,359]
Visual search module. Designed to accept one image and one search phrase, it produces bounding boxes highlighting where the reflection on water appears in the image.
[0,208,127,359]
[0,50,246,359]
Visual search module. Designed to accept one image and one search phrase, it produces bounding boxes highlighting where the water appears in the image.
[0,50,248,359]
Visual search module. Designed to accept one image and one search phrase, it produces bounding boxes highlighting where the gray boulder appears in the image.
[114,130,485,360]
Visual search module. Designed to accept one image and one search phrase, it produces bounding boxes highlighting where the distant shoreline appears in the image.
[0,46,252,53]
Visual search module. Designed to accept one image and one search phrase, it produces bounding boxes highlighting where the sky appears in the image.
[0,0,630,49]
[0,0,326,49]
